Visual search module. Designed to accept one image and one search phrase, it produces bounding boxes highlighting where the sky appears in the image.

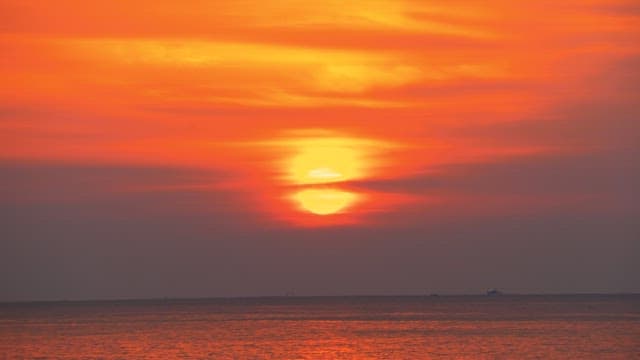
[1,0,639,301]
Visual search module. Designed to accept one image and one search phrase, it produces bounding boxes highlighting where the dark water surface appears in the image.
[1,295,639,359]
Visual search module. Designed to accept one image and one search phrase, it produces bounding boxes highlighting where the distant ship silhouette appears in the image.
[486,288,503,296]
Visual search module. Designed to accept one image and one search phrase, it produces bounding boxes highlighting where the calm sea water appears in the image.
[1,295,638,359]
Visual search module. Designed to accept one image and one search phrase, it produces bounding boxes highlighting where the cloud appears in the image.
[0,161,236,209]
[347,148,639,222]
[0,158,638,301]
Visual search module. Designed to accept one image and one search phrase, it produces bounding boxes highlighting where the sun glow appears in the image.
[292,189,359,215]
[290,146,362,184]
[285,136,382,185]
[280,134,380,216]
[262,131,395,219]
[307,167,343,180]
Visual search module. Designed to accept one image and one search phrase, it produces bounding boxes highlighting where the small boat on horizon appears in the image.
[486,288,502,296]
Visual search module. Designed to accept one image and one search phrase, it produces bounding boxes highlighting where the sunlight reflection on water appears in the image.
[1,295,639,359]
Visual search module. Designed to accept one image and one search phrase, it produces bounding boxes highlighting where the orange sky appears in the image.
[1,0,639,226]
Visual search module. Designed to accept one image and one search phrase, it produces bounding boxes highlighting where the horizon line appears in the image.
[2,292,639,305]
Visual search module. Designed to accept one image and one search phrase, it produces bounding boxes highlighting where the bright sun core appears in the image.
[308,167,343,180]
[293,189,359,215]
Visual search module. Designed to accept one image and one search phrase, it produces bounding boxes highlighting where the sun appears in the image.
[292,189,359,215]
[261,131,393,219]
[288,141,364,184]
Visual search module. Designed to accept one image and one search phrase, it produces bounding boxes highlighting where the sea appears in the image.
[1,295,638,359]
